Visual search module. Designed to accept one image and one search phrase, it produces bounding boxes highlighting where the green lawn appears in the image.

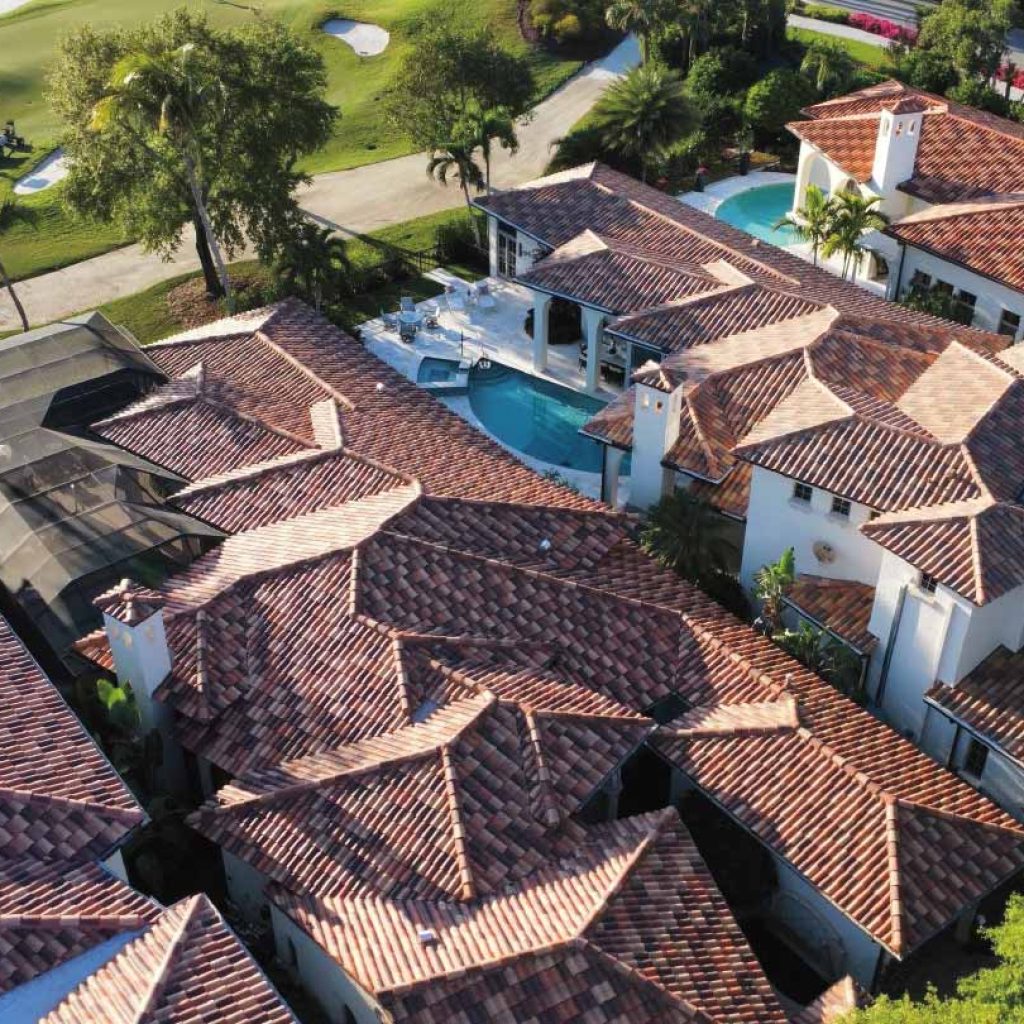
[0,0,584,280]
[84,205,481,344]
[786,26,896,72]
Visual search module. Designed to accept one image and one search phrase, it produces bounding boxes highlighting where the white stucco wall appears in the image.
[771,854,882,988]
[896,246,1024,340]
[223,850,270,927]
[103,849,129,883]
[630,381,682,509]
[739,466,882,589]
[951,584,1024,681]
[270,906,382,1024]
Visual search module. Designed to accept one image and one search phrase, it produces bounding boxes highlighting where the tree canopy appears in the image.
[386,24,534,151]
[914,0,1015,84]
[49,9,335,297]
[845,894,1024,1023]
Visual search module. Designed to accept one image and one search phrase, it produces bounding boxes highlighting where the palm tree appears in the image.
[605,0,670,64]
[457,105,519,195]
[753,547,795,636]
[276,220,351,313]
[0,198,34,332]
[640,488,738,581]
[800,40,857,97]
[822,191,889,280]
[426,140,484,211]
[774,184,834,266]
[92,42,233,304]
[591,64,695,184]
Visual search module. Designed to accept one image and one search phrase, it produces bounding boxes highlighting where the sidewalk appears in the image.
[0,35,640,332]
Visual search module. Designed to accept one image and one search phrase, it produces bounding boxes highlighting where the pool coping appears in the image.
[677,171,797,218]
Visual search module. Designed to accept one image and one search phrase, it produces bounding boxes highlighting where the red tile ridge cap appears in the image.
[524,709,562,827]
[892,193,1024,229]
[252,326,355,412]
[192,694,495,815]
[0,784,147,825]
[882,796,904,955]
[439,744,477,900]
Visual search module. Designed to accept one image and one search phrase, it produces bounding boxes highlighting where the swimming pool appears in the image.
[715,183,800,247]
[467,363,615,474]
[417,357,462,384]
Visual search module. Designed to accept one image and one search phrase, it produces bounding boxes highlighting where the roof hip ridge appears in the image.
[439,743,477,900]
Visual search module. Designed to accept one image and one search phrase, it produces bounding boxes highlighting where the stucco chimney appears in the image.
[630,366,684,509]
[871,99,924,194]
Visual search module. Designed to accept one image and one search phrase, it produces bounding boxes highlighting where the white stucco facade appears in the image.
[270,906,382,1024]
[629,379,683,509]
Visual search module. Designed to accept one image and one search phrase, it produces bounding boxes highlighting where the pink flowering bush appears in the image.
[848,12,917,44]
[996,64,1024,89]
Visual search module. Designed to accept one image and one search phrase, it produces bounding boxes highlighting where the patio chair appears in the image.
[423,302,441,329]
[380,308,399,331]
[400,296,416,314]
[445,284,466,313]
[476,282,497,311]
[399,320,417,343]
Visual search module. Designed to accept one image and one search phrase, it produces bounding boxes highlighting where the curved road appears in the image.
[0,35,640,332]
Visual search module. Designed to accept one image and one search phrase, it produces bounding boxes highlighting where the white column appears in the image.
[602,446,625,507]
[582,305,604,394]
[532,290,551,373]
[487,216,499,278]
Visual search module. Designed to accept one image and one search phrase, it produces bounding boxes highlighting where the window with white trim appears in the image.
[831,496,851,517]
[793,482,813,504]
[918,571,938,594]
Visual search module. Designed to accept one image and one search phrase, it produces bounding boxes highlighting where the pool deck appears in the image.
[358,273,622,502]
[678,173,889,299]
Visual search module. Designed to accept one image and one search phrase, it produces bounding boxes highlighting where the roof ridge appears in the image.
[683,391,724,479]
[194,694,495,815]
[172,446,332,499]
[253,326,355,412]
[439,744,476,900]
[883,796,905,955]
[523,709,561,827]
[128,893,205,1024]
[0,785,146,823]
[969,512,986,606]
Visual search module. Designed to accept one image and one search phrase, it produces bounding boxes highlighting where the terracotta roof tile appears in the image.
[42,894,298,1024]
[927,646,1024,759]
[784,574,879,653]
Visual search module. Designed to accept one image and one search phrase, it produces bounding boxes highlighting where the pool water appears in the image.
[715,183,800,247]
[467,363,615,474]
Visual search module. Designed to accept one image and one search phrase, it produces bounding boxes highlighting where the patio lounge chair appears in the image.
[445,284,466,313]
[476,282,497,311]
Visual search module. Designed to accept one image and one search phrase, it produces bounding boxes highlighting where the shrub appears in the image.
[435,216,487,272]
[848,11,917,43]
[802,4,851,24]
[948,78,1012,115]
[743,69,815,139]
[685,47,759,98]
[553,13,583,41]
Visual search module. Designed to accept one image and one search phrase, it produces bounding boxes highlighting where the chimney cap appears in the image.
[95,578,165,625]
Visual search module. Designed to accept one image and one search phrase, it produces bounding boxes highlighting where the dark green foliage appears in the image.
[914,0,1016,84]
[948,78,1013,116]
[799,4,851,24]
[896,47,960,95]
[275,221,352,313]
[530,0,611,44]
[640,488,748,618]
[900,285,976,325]
[774,622,865,700]
[743,68,815,140]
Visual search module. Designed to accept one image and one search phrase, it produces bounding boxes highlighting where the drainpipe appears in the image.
[874,584,908,709]
[892,243,908,301]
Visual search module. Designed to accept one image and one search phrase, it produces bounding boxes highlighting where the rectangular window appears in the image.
[964,738,989,779]
[831,496,851,517]
[793,482,813,504]
[998,309,1022,338]
[956,290,977,311]
[919,572,938,594]
[934,280,954,297]
[910,270,932,291]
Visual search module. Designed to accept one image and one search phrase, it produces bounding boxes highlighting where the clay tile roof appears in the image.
[272,810,788,1024]
[0,860,159,995]
[94,578,165,624]
[863,500,1024,605]
[791,80,1024,204]
[518,231,722,314]
[927,647,1024,759]
[42,893,298,1024]
[783,574,879,653]
[0,616,143,866]
[789,976,864,1024]
[581,386,635,448]
[172,447,409,533]
[887,198,1024,294]
[189,689,652,903]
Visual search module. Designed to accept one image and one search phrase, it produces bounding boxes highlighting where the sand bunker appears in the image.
[322,18,390,56]
[14,149,68,195]
[0,0,35,15]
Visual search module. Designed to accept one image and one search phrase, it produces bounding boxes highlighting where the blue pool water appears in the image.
[715,183,799,246]
[467,363,614,474]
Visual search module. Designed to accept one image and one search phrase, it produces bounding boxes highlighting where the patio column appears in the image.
[581,305,604,394]
[602,445,625,507]
[531,290,551,373]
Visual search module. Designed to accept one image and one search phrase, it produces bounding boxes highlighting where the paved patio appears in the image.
[359,272,627,503]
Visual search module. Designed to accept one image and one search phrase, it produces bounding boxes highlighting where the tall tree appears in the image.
[387,25,534,152]
[0,198,33,332]
[822,191,888,280]
[847,893,1024,1022]
[800,39,858,97]
[604,0,671,64]
[456,105,519,195]
[753,547,794,636]
[591,63,696,183]
[915,0,1015,84]
[774,184,834,266]
[49,11,335,300]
